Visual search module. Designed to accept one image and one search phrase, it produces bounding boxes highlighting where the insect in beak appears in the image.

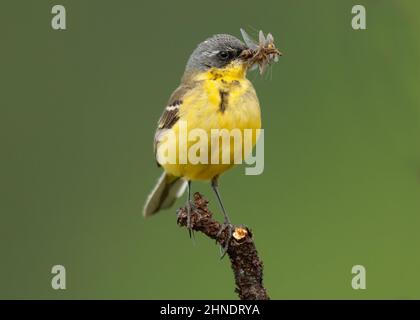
[240,28,282,74]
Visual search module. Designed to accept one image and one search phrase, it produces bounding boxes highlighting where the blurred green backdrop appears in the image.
[1,0,419,299]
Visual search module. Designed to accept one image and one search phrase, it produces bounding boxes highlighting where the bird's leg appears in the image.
[211,176,233,258]
[186,180,195,239]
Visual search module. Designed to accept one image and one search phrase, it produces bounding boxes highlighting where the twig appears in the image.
[177,192,269,300]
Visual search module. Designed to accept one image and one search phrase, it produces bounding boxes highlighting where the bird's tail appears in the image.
[143,172,187,217]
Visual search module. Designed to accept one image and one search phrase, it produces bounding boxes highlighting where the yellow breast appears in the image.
[160,62,261,180]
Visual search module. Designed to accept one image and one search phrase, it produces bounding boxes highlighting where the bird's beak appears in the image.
[239,48,254,61]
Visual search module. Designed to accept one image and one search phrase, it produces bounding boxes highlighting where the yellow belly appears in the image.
[159,73,261,181]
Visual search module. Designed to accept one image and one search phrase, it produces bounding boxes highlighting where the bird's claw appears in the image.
[186,200,196,239]
[217,222,233,258]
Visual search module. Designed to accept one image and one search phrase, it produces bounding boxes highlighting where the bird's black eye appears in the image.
[218,51,230,60]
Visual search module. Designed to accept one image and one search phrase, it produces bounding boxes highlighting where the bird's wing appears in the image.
[153,84,193,164]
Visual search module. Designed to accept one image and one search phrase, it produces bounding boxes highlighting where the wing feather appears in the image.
[153,84,193,164]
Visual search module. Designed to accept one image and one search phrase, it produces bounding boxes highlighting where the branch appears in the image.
[177,192,269,300]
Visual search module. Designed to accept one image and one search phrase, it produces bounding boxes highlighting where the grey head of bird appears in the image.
[185,34,247,73]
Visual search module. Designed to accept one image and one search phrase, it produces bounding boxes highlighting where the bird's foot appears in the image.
[186,200,196,240]
[216,220,233,258]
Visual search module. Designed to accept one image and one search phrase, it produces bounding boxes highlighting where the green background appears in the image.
[1,0,419,299]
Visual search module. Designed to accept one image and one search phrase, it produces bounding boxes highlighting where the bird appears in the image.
[143,31,280,253]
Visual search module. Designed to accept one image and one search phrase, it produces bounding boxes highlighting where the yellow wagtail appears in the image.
[143,30,281,250]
